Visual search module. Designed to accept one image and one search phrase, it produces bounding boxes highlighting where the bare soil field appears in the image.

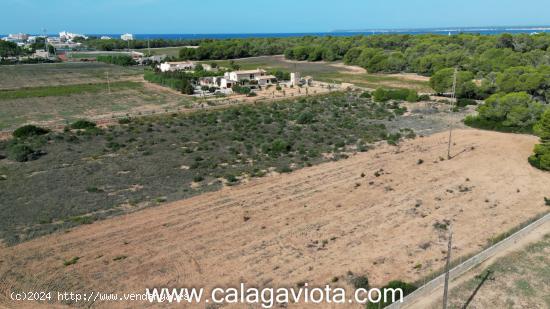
[0,84,194,131]
[1,129,549,308]
[0,63,143,90]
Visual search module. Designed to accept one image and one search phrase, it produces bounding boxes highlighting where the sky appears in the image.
[2,0,550,34]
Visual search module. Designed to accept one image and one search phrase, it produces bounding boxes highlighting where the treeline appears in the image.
[83,38,203,51]
[96,55,136,66]
[143,69,221,94]
[0,41,22,58]
[529,109,550,170]
[144,70,194,94]
[179,38,296,60]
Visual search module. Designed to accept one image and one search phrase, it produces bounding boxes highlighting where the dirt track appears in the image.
[1,129,549,308]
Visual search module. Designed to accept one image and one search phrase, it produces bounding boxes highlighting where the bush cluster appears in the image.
[529,109,550,170]
[12,125,49,139]
[96,55,136,66]
[373,88,419,102]
[465,92,545,133]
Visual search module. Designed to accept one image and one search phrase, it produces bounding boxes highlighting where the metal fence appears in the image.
[387,211,550,309]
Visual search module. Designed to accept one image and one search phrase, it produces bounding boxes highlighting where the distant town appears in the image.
[1,31,134,60]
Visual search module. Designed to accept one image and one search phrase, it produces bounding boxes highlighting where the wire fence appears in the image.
[387,211,550,309]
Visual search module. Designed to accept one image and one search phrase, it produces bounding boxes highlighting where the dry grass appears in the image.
[1,129,549,308]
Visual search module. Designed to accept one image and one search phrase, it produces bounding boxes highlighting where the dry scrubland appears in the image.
[1,129,549,308]
[1,92,464,244]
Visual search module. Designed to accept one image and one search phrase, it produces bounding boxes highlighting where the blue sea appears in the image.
[5,27,550,40]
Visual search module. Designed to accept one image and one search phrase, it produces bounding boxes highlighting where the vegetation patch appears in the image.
[529,109,550,171]
[12,125,49,139]
[366,280,417,309]
[0,92,416,244]
[63,256,80,266]
[0,81,141,100]
[465,92,546,133]
[70,119,97,130]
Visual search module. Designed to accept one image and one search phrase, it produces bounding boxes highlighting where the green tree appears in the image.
[429,68,475,95]
[529,109,550,170]
[473,92,545,130]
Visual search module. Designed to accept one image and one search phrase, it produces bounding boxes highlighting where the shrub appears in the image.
[68,216,95,225]
[118,118,131,124]
[366,281,416,309]
[225,174,238,183]
[63,257,80,266]
[7,143,39,162]
[456,98,477,107]
[278,165,292,173]
[360,91,372,98]
[373,88,419,102]
[297,111,315,124]
[529,109,550,171]
[12,125,49,139]
[71,119,97,130]
[418,94,430,101]
[351,275,369,290]
[468,92,544,133]
[386,133,402,145]
[406,91,419,102]
[232,85,251,95]
[193,175,204,182]
[96,55,135,66]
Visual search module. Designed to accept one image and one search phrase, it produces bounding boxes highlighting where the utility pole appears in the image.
[447,67,458,159]
[106,71,111,94]
[442,224,453,309]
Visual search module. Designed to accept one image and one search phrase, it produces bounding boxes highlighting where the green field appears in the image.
[0,62,143,90]
[0,81,141,100]
[446,234,550,308]
[137,46,187,57]
[0,92,425,245]
[67,52,133,59]
[0,84,194,131]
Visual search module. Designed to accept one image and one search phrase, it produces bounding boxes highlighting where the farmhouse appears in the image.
[197,68,282,95]
[255,75,277,86]
[160,61,196,72]
[225,69,267,82]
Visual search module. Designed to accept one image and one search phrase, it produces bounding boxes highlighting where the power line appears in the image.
[442,224,453,309]
[447,67,458,159]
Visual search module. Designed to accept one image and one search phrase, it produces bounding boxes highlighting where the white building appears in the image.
[100,36,112,40]
[290,72,301,86]
[225,69,267,82]
[8,33,29,41]
[159,61,196,72]
[255,75,277,86]
[33,50,50,59]
[59,31,87,41]
[121,33,134,41]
